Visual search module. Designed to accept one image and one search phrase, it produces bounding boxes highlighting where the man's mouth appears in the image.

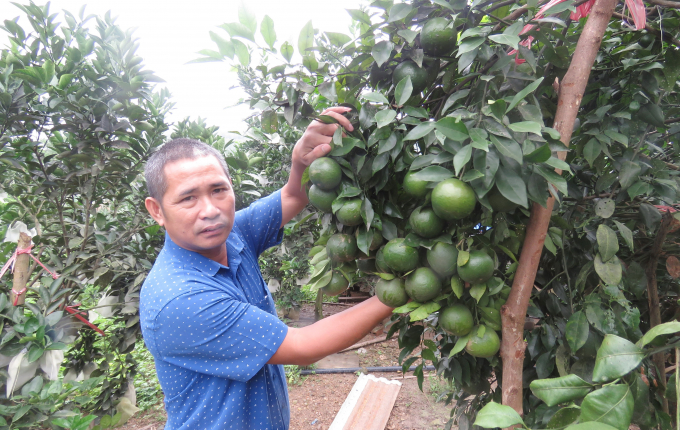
[200,225,224,234]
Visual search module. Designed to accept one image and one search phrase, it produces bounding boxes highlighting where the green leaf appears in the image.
[393,301,421,314]
[375,109,397,129]
[318,81,337,103]
[583,139,601,167]
[565,423,619,430]
[496,166,528,208]
[548,407,581,429]
[453,144,472,176]
[372,40,394,67]
[436,117,469,141]
[592,335,644,382]
[388,3,413,22]
[261,109,277,133]
[594,254,622,285]
[509,121,542,135]
[57,73,74,90]
[596,225,619,263]
[637,321,680,347]
[326,32,352,47]
[411,166,454,182]
[298,20,315,55]
[525,144,551,163]
[490,135,523,164]
[604,130,628,147]
[405,122,436,141]
[397,29,418,44]
[506,78,544,113]
[209,31,235,58]
[618,161,641,190]
[594,198,615,218]
[441,90,470,115]
[302,54,318,72]
[27,344,44,363]
[309,270,333,292]
[566,311,589,353]
[451,277,464,298]
[409,301,442,322]
[260,15,276,48]
[474,402,525,429]
[450,333,470,356]
[346,9,371,25]
[281,42,294,62]
[362,92,389,104]
[488,34,520,49]
[232,39,250,66]
[530,374,592,407]
[457,37,485,57]
[579,385,634,430]
[457,250,469,266]
[395,77,413,107]
[238,2,257,33]
[220,22,255,42]
[470,283,486,303]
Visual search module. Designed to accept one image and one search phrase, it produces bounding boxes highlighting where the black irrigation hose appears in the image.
[299,365,436,375]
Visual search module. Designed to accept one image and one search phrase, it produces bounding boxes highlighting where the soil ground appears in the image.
[119,303,454,430]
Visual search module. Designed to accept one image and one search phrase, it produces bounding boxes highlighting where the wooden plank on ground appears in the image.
[328,373,401,430]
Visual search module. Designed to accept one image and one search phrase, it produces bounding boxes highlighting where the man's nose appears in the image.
[198,196,221,219]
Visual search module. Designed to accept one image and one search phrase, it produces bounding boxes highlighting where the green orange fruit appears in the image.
[457,250,495,284]
[336,198,363,226]
[326,234,358,264]
[309,157,342,190]
[376,246,390,272]
[383,238,419,272]
[405,267,442,302]
[409,207,445,239]
[375,277,409,307]
[465,325,501,358]
[487,186,518,213]
[431,178,477,220]
[421,18,456,57]
[392,60,429,94]
[322,270,349,296]
[403,171,429,199]
[309,185,337,213]
[426,242,459,278]
[439,304,474,336]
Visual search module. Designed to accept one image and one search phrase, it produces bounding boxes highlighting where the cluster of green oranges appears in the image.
[308,155,504,358]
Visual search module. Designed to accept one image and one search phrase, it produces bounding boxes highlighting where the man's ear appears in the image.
[145,197,165,226]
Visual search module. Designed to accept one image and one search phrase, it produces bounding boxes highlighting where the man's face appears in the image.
[145,156,235,260]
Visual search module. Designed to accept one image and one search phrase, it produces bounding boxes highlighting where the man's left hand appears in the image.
[291,106,355,168]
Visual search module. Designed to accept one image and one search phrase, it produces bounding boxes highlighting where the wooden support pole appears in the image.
[499,0,618,418]
[11,232,31,306]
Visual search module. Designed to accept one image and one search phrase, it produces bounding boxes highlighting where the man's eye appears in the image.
[182,196,194,202]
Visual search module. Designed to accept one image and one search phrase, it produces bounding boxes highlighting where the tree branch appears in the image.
[500,0,619,420]
[645,210,674,413]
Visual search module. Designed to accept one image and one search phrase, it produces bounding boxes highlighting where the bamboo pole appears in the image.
[10,232,31,306]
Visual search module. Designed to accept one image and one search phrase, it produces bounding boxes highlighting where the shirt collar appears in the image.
[163,230,244,276]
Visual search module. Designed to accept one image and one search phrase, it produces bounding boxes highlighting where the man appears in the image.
[140,106,394,430]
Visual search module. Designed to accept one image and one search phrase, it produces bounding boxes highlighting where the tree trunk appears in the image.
[315,289,324,320]
[500,0,619,417]
[645,211,673,413]
[11,232,31,306]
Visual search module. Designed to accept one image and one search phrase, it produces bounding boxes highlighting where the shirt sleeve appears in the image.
[235,189,284,256]
[152,285,288,382]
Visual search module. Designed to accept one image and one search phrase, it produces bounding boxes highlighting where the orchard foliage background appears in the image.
[195,0,680,428]
[0,0,680,429]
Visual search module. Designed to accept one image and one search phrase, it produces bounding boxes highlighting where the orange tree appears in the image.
[0,2,170,428]
[196,0,680,428]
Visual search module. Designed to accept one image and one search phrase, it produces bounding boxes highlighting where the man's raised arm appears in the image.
[280,106,354,227]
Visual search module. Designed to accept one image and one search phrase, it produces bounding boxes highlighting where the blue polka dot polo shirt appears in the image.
[140,190,290,430]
